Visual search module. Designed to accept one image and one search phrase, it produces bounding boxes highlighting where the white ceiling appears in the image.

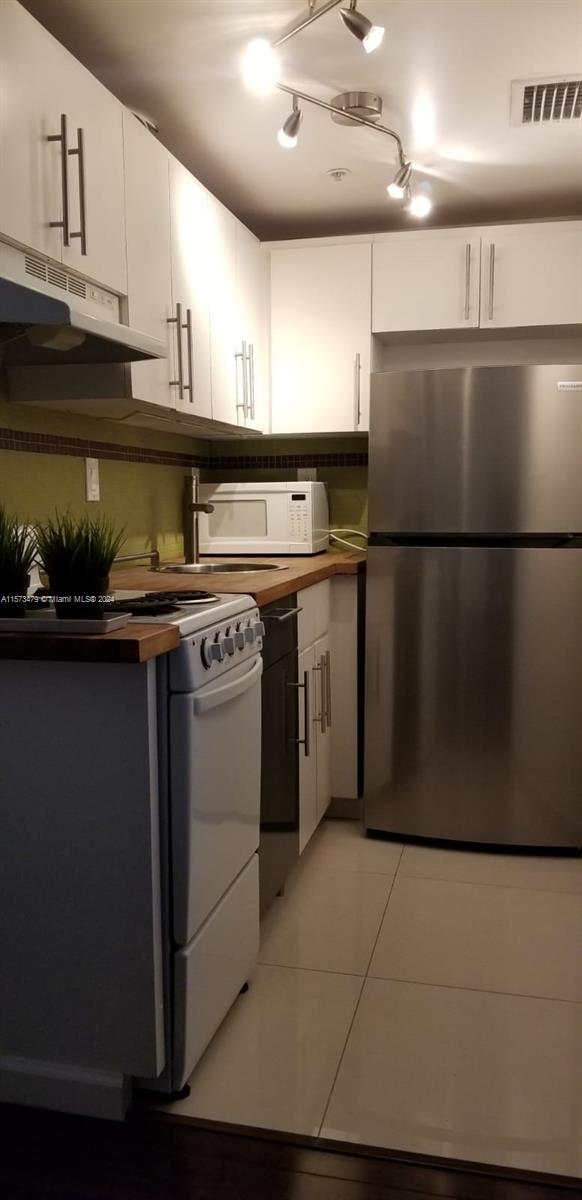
[22,0,582,238]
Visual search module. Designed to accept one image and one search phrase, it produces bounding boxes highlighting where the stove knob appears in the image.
[201,635,225,667]
[223,631,236,655]
[244,624,255,645]
[234,623,245,650]
[253,620,266,639]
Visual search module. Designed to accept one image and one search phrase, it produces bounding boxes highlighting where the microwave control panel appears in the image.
[289,494,309,542]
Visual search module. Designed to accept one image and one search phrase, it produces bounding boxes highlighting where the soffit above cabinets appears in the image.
[21,0,582,238]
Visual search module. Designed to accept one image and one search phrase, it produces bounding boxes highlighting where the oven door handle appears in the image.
[193,656,263,715]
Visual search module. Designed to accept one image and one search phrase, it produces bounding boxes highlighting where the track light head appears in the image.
[339,2,385,53]
[277,96,302,149]
[387,160,412,199]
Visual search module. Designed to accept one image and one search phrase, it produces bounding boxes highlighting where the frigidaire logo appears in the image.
[557,381,582,390]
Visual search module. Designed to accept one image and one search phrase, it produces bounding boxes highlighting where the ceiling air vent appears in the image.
[511,76,582,125]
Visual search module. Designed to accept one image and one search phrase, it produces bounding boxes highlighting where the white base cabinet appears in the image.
[330,576,360,801]
[297,582,332,852]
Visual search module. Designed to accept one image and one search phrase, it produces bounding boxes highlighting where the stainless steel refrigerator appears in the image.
[365,365,582,850]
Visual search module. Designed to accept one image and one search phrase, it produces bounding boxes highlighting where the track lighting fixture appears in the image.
[277,95,302,148]
[339,1,385,54]
[387,160,412,199]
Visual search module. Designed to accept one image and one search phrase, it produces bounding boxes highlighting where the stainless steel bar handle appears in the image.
[464,243,471,320]
[167,301,184,400]
[68,127,87,255]
[354,352,361,427]
[488,243,496,321]
[325,649,332,727]
[48,113,70,245]
[263,606,303,623]
[289,671,311,757]
[248,343,255,421]
[184,307,194,403]
[312,657,326,733]
[235,342,247,418]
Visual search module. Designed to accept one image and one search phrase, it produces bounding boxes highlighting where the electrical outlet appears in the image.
[297,467,317,481]
[85,457,100,502]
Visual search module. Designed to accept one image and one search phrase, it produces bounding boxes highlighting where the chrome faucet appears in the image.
[183,469,214,565]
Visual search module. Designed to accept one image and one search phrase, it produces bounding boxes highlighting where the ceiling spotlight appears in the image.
[277,95,302,149]
[339,1,385,54]
[241,38,280,95]
[408,192,432,218]
[387,160,412,199]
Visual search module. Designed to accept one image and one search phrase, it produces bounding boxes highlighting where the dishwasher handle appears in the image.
[193,656,263,714]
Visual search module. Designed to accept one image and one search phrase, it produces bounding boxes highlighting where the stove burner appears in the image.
[108,598,181,616]
[144,589,219,606]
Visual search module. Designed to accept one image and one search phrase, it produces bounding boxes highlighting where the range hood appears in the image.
[0,277,165,366]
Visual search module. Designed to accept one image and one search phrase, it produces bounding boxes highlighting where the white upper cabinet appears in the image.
[270,242,372,434]
[235,221,269,432]
[206,196,240,425]
[373,229,481,332]
[480,222,582,329]
[0,0,126,294]
[169,159,212,418]
[123,113,173,409]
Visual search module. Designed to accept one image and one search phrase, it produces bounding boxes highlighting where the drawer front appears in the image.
[173,854,259,1089]
[298,579,330,651]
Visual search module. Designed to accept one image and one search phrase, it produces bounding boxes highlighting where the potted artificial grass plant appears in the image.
[36,512,125,619]
[0,505,38,618]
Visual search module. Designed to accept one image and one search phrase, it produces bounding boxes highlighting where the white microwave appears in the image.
[198,481,329,556]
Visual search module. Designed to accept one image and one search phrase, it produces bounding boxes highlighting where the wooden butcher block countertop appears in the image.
[0,549,365,663]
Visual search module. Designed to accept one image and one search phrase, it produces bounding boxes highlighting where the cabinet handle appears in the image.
[248,343,255,421]
[464,243,471,320]
[289,670,311,757]
[325,649,332,727]
[48,113,70,246]
[235,341,248,420]
[488,243,496,320]
[168,301,184,400]
[185,307,194,403]
[354,352,361,427]
[68,127,87,255]
[312,657,327,733]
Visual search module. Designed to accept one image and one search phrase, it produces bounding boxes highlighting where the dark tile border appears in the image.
[0,428,368,470]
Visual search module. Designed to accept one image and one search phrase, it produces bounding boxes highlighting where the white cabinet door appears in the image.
[330,576,359,801]
[298,645,318,853]
[480,222,582,329]
[0,1,126,292]
[270,243,371,434]
[123,113,173,408]
[236,221,269,432]
[0,0,71,263]
[207,196,240,424]
[314,633,332,824]
[373,229,481,333]
[169,159,212,418]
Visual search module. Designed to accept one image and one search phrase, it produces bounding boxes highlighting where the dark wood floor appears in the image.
[0,1105,579,1200]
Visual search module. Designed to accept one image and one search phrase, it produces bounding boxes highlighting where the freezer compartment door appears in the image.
[365,546,582,848]
[369,366,582,534]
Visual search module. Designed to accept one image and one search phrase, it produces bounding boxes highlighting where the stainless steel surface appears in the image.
[235,341,248,419]
[289,669,311,757]
[185,307,193,403]
[114,549,161,570]
[368,366,582,534]
[354,351,361,427]
[276,83,404,163]
[488,242,495,320]
[273,0,343,47]
[325,648,332,726]
[168,301,184,400]
[330,91,383,124]
[48,113,70,245]
[182,470,214,565]
[365,545,582,848]
[464,242,471,320]
[248,343,255,421]
[263,605,303,622]
[68,127,87,256]
[158,562,289,574]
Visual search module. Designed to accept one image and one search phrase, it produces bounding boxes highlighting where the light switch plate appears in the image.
[297,468,317,481]
[85,457,100,502]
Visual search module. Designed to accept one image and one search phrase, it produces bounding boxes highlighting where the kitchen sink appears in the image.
[158,562,288,574]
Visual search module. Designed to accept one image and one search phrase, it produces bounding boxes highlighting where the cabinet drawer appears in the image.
[298,580,330,651]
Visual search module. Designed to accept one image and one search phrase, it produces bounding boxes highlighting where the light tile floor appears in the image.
[165,821,582,1178]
